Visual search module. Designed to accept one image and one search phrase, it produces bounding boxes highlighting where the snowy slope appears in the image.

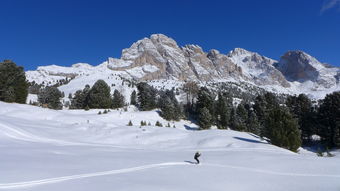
[0,101,339,191]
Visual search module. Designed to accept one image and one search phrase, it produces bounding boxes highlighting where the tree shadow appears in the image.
[184,125,199,131]
[233,136,268,144]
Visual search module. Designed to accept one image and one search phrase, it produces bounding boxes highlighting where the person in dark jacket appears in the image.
[194,151,201,164]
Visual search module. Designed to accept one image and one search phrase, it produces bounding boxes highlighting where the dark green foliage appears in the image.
[112,89,125,109]
[98,111,102,115]
[140,121,147,126]
[70,85,90,109]
[137,82,157,111]
[215,93,232,129]
[198,107,212,130]
[159,89,182,121]
[264,106,301,152]
[253,92,280,137]
[0,60,28,103]
[155,121,163,127]
[103,109,108,114]
[247,110,261,135]
[196,87,215,115]
[38,86,63,110]
[235,103,248,131]
[130,90,137,105]
[87,80,112,109]
[286,94,316,143]
[127,120,133,126]
[318,91,340,148]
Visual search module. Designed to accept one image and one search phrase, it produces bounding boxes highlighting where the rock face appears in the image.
[25,34,340,99]
[276,51,340,88]
[106,34,290,87]
[227,48,290,87]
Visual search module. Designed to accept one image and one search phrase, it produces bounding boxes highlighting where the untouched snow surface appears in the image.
[0,102,339,191]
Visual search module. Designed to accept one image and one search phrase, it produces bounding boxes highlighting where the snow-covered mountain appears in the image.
[25,34,340,100]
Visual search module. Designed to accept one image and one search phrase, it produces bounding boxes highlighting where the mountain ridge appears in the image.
[25,34,340,99]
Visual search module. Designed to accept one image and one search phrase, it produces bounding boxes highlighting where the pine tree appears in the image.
[155,121,163,127]
[196,87,215,116]
[137,82,157,111]
[235,103,248,131]
[0,60,28,103]
[112,89,125,109]
[254,92,280,137]
[38,86,63,109]
[318,91,340,148]
[247,110,260,135]
[159,90,182,121]
[198,107,212,130]
[87,80,112,109]
[286,94,316,143]
[215,93,232,129]
[265,106,301,152]
[127,120,133,126]
[130,90,137,105]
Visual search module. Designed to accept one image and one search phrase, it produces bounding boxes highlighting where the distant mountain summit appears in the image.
[26,34,340,99]
[276,50,339,89]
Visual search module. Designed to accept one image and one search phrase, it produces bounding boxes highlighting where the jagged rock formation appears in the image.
[25,34,340,99]
[276,51,340,89]
[106,34,290,88]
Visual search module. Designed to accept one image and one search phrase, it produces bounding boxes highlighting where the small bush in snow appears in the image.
[155,121,163,127]
[127,120,133,126]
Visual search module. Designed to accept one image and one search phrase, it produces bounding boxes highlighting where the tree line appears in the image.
[1,61,339,151]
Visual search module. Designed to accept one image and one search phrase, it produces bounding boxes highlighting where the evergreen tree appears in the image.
[215,93,232,129]
[265,106,301,152]
[137,82,157,111]
[235,103,248,131]
[155,121,163,127]
[87,80,112,109]
[0,60,28,103]
[130,90,137,105]
[196,87,215,115]
[247,110,261,135]
[318,91,340,148]
[112,89,125,109]
[286,94,316,143]
[127,120,133,126]
[70,85,91,109]
[159,89,182,121]
[38,86,63,109]
[253,92,280,137]
[198,107,212,130]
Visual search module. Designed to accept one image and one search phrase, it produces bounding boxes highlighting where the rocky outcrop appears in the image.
[276,51,339,88]
[107,34,289,87]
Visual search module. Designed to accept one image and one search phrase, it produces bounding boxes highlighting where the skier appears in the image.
[194,151,201,164]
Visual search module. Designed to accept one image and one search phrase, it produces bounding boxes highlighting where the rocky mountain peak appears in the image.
[276,50,322,82]
[276,50,339,89]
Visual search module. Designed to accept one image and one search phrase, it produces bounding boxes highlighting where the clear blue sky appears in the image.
[1,0,340,70]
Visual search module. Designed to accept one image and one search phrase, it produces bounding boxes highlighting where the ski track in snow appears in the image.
[1,162,339,189]
[0,162,188,189]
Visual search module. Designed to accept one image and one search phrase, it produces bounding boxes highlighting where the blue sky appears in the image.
[1,0,340,70]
